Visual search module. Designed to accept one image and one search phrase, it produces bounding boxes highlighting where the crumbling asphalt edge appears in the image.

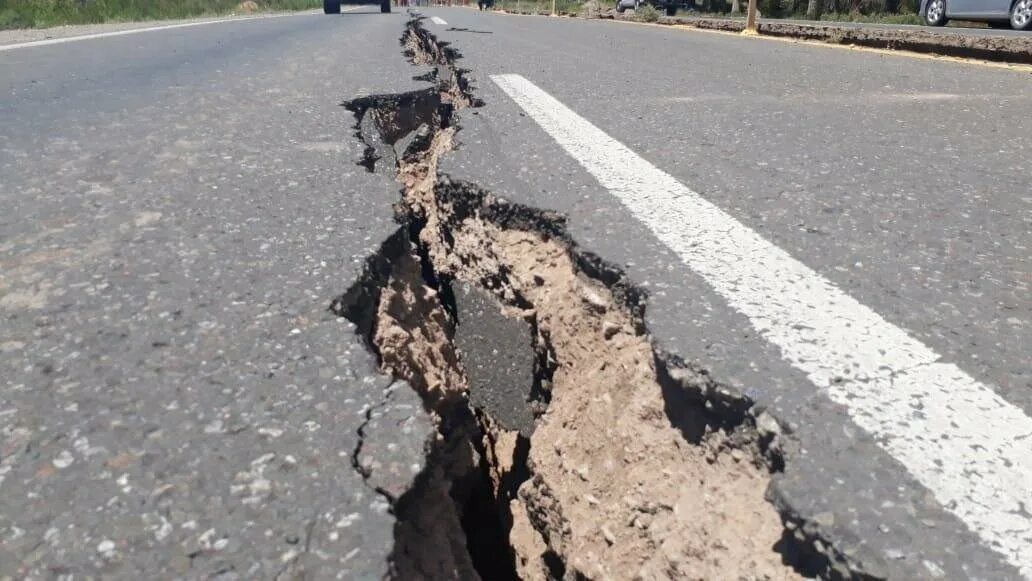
[333,14,886,580]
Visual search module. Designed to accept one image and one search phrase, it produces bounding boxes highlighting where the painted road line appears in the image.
[491,73,1032,578]
[0,11,319,52]
[430,16,449,25]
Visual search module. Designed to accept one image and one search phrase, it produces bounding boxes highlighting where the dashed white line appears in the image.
[491,72,1032,578]
[430,16,449,25]
[0,11,319,52]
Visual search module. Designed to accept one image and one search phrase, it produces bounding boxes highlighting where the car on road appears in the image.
[325,0,391,13]
[921,0,1032,29]
[615,0,679,16]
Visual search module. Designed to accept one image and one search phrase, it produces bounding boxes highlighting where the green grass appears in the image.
[816,11,990,25]
[0,0,322,30]
[667,8,927,25]
[491,0,584,15]
[814,10,922,24]
[631,2,658,20]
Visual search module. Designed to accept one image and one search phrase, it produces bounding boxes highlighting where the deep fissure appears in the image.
[333,17,864,580]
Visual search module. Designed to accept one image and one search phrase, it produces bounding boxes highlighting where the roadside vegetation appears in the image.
[632,2,659,19]
[811,10,922,22]
[494,0,941,24]
[674,0,927,21]
[490,0,585,14]
[0,0,321,29]
[670,6,925,23]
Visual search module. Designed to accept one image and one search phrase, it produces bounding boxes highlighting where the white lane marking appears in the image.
[0,11,318,52]
[430,16,448,25]
[491,73,1032,577]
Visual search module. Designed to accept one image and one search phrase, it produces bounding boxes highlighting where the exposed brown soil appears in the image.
[439,221,799,580]
[371,249,483,580]
[337,18,839,581]
[377,25,801,573]
[374,249,466,402]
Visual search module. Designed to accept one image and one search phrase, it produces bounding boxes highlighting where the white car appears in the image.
[921,0,1032,30]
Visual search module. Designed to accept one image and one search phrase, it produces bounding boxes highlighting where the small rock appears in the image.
[812,511,835,528]
[199,528,217,550]
[580,288,608,311]
[53,450,74,469]
[280,549,299,563]
[251,453,276,467]
[923,560,946,578]
[258,427,284,439]
[250,478,272,496]
[150,483,176,500]
[154,516,173,542]
[0,340,25,352]
[105,452,136,470]
[600,525,616,545]
[755,411,781,439]
[602,321,620,340]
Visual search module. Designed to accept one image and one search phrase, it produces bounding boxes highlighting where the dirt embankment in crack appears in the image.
[334,17,862,581]
[417,188,800,580]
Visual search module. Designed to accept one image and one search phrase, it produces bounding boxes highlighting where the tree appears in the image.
[806,0,822,18]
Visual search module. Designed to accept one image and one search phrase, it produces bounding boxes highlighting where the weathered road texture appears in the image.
[0,11,436,578]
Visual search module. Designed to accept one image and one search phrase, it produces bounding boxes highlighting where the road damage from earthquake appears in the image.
[2,4,1030,580]
[333,18,859,579]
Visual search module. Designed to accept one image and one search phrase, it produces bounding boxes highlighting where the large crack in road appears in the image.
[332,17,870,580]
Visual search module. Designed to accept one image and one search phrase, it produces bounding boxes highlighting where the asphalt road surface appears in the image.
[2,7,1030,579]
